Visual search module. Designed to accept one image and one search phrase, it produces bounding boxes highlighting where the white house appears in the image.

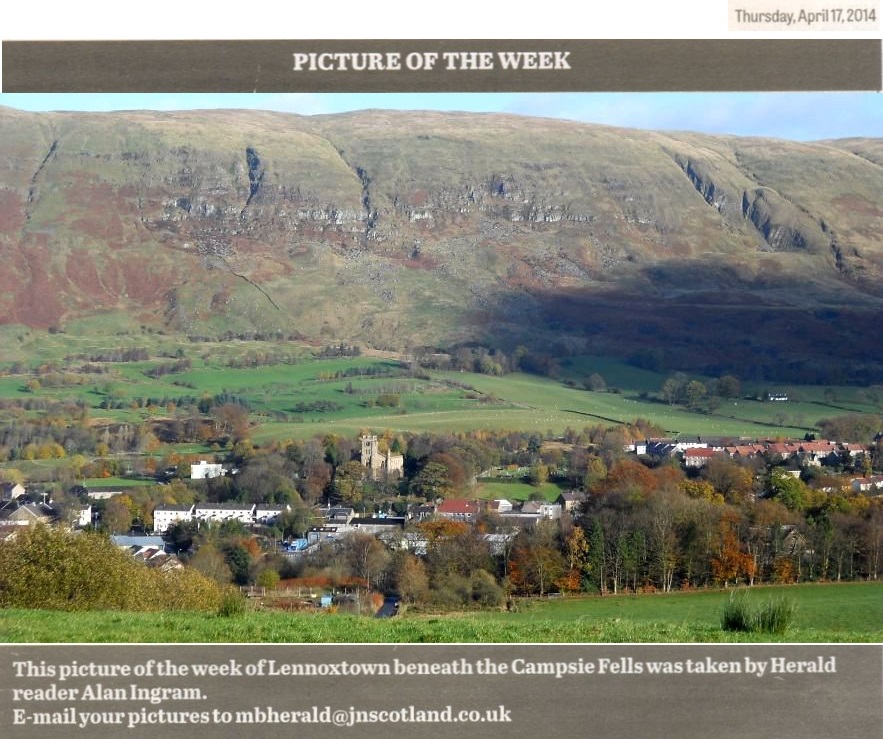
[193,502,255,525]
[851,476,883,493]
[537,503,562,520]
[153,504,195,533]
[86,488,126,500]
[254,503,291,525]
[1,483,26,501]
[489,499,513,514]
[684,448,717,468]
[0,501,54,526]
[77,505,92,528]
[191,460,225,480]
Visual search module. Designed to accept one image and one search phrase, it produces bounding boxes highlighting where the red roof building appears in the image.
[436,499,480,522]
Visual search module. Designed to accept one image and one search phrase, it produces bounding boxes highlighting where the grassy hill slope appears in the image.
[1,107,881,382]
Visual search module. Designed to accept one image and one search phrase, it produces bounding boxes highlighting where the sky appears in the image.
[1,92,881,141]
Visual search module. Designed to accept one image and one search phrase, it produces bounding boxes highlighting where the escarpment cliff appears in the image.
[1,106,881,380]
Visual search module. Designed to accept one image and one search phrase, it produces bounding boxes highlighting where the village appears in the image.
[1,423,880,609]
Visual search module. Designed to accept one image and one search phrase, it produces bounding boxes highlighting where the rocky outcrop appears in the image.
[0,107,880,375]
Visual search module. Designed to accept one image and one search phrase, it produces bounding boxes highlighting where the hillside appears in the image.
[1,106,881,382]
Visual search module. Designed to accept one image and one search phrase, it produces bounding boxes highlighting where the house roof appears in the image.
[766,443,794,455]
[684,448,716,458]
[351,517,406,527]
[194,502,255,511]
[411,504,436,513]
[521,501,546,514]
[0,501,54,522]
[437,499,479,515]
[113,535,167,548]
[799,441,836,453]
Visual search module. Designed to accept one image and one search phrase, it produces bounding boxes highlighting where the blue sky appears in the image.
[1,92,881,141]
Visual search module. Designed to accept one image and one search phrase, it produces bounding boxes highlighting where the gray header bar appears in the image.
[3,39,881,92]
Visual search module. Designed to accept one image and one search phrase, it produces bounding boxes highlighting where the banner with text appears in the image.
[3,39,881,92]
[2,644,880,738]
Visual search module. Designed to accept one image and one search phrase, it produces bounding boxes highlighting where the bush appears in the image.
[720,591,754,632]
[0,524,224,612]
[256,567,281,590]
[470,570,505,608]
[217,591,247,617]
[159,568,225,612]
[720,590,797,635]
[755,596,797,635]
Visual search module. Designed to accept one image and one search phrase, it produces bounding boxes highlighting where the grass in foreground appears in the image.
[2,582,880,643]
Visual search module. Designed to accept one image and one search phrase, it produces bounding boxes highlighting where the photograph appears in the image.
[0,30,881,739]
[0,86,880,636]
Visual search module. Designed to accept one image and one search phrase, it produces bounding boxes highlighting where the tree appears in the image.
[256,567,281,590]
[584,373,607,392]
[600,459,657,498]
[585,519,607,594]
[685,380,707,410]
[332,460,367,504]
[101,497,133,534]
[280,505,313,539]
[703,456,756,504]
[509,522,565,596]
[341,533,392,592]
[391,553,429,604]
[424,526,493,582]
[661,372,688,406]
[528,462,549,487]
[212,403,250,441]
[469,569,505,607]
[165,521,198,554]
[190,543,233,584]
[645,491,681,592]
[711,512,755,587]
[68,454,88,480]
[717,374,741,399]
[410,461,451,499]
[682,479,724,505]
[427,452,468,493]
[583,456,608,490]
[224,543,253,585]
[563,525,589,572]
[0,468,26,486]
[769,469,808,512]
[557,526,589,593]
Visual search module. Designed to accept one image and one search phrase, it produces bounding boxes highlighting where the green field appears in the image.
[1,582,880,643]
[474,478,567,503]
[2,334,880,449]
[248,369,848,442]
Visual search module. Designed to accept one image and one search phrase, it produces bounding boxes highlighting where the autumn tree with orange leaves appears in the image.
[711,512,756,586]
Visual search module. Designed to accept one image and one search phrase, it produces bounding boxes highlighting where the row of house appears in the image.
[292,493,587,553]
[634,437,870,469]
[851,475,883,493]
[152,502,290,533]
[435,497,567,523]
